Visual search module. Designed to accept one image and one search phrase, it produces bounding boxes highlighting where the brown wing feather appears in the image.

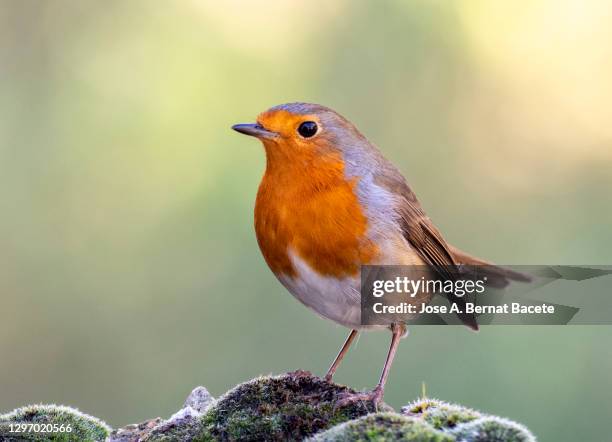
[375,171,479,330]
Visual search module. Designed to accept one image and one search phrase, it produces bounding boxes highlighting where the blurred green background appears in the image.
[1,1,611,440]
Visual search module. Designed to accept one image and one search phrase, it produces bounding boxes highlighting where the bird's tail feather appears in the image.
[449,245,532,288]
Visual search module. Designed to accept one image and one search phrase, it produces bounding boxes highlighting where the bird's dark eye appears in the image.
[297,121,318,138]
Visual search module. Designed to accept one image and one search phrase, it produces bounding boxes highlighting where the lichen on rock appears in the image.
[196,370,391,441]
[401,398,536,442]
[183,387,215,414]
[143,408,206,442]
[450,417,536,442]
[0,404,110,442]
[306,412,454,442]
[142,386,215,442]
[109,386,215,442]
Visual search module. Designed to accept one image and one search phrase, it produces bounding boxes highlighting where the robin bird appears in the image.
[232,102,528,404]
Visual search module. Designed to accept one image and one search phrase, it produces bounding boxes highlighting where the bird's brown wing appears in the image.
[375,170,479,330]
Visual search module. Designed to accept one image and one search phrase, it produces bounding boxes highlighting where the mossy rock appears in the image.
[306,412,454,442]
[402,399,536,441]
[143,409,206,442]
[196,370,391,441]
[0,374,537,442]
[108,387,214,441]
[402,399,481,430]
[450,417,536,442]
[0,404,110,442]
[110,417,164,442]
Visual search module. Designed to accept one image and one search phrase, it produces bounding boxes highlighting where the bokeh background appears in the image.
[1,1,611,440]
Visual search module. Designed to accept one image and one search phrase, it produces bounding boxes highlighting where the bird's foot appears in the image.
[336,386,384,409]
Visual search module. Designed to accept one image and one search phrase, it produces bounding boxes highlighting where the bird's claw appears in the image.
[336,387,383,409]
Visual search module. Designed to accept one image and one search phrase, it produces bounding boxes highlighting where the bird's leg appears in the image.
[324,329,358,382]
[337,323,405,406]
[369,323,404,402]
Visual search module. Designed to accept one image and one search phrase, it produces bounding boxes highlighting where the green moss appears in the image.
[450,417,536,442]
[195,370,391,441]
[402,399,481,430]
[402,398,449,416]
[0,404,110,442]
[307,413,454,442]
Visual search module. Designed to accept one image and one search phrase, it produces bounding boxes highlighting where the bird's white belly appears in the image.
[276,237,427,330]
[276,249,369,329]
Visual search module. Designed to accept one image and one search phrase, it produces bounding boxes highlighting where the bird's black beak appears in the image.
[232,123,278,139]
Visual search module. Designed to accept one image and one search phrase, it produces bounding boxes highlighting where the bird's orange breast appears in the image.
[255,151,378,278]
